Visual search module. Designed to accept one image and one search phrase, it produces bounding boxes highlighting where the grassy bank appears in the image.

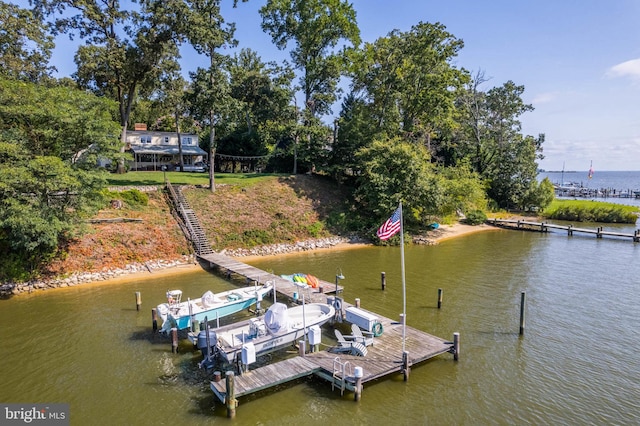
[542,199,639,223]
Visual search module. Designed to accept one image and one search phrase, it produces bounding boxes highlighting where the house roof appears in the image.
[129,144,208,156]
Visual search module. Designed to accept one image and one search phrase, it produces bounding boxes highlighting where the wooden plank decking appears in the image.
[198,252,455,406]
[198,252,343,303]
[489,218,640,242]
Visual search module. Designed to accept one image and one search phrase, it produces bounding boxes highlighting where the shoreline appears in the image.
[2,222,497,296]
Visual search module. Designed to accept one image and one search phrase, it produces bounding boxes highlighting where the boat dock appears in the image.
[198,252,344,302]
[488,218,640,242]
[196,252,457,417]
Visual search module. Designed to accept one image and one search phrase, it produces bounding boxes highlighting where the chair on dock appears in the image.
[332,329,368,357]
[351,324,374,347]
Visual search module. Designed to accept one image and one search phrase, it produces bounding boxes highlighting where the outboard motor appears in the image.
[197,329,217,358]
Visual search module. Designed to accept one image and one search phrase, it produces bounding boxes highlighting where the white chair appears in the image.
[333,329,367,356]
[351,323,374,347]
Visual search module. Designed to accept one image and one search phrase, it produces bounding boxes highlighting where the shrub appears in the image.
[464,210,487,225]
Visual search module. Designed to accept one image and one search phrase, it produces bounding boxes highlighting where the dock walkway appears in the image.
[488,218,640,242]
[197,252,455,409]
[198,252,343,302]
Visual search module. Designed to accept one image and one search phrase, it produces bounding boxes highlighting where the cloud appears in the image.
[606,58,640,81]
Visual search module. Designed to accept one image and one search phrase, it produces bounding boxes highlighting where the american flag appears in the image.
[377,207,402,240]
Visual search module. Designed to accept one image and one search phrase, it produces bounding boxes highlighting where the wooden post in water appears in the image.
[354,366,363,401]
[381,272,386,290]
[225,371,236,418]
[568,225,573,236]
[402,351,410,381]
[453,332,460,361]
[519,292,526,335]
[135,291,141,311]
[355,298,361,308]
[437,288,443,309]
[151,308,158,332]
[171,327,178,353]
[597,227,603,238]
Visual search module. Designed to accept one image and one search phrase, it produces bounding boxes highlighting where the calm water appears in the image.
[1,226,639,425]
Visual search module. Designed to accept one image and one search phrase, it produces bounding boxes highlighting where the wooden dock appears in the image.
[198,252,344,303]
[488,218,640,242]
[196,252,456,415]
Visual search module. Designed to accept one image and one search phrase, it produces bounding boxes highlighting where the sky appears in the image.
[12,0,640,171]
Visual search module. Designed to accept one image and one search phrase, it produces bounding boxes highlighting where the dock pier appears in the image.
[488,218,640,242]
[194,252,457,416]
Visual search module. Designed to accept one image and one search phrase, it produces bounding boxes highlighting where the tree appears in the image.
[260,0,360,172]
[349,22,467,153]
[34,0,184,173]
[0,77,121,166]
[181,0,241,190]
[354,138,442,232]
[456,78,544,208]
[0,1,55,82]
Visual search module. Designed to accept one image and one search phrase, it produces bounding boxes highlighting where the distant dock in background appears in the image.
[488,218,640,242]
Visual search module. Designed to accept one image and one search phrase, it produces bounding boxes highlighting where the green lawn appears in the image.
[106,171,287,187]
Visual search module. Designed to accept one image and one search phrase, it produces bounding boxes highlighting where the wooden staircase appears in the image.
[166,181,214,256]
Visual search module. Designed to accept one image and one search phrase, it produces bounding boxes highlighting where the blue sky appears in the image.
[16,0,640,171]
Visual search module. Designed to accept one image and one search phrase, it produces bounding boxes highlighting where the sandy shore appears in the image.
[5,222,497,293]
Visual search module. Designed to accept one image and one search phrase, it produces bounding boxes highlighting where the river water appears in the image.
[1,222,639,425]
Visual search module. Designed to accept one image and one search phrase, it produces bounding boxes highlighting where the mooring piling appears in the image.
[519,292,526,335]
[135,291,141,311]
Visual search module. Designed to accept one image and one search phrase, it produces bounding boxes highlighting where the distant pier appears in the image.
[488,218,640,242]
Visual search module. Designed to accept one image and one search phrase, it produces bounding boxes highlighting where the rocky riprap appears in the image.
[1,256,195,296]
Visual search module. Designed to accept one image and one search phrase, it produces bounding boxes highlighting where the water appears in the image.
[1,228,639,425]
[2,170,640,425]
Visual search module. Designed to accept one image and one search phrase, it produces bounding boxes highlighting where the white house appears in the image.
[125,123,207,171]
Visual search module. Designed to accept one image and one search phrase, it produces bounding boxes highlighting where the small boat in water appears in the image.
[156,282,273,333]
[199,302,335,366]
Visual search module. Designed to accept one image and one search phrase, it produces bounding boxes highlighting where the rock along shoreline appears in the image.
[0,236,359,297]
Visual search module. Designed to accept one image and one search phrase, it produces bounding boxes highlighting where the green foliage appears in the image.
[355,138,442,230]
[464,210,487,225]
[306,221,324,238]
[521,177,555,211]
[0,2,55,82]
[543,200,638,223]
[242,229,274,247]
[105,189,149,208]
[436,162,487,217]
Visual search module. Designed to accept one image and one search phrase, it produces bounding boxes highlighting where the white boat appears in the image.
[200,302,335,365]
[156,282,273,333]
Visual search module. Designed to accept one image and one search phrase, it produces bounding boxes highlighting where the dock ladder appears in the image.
[332,357,353,395]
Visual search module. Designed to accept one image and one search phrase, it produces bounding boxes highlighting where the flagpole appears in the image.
[399,202,406,353]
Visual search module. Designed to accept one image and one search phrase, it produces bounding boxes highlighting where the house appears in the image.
[125,123,208,171]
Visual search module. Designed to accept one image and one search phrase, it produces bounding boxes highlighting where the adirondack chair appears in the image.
[351,323,375,347]
[333,329,368,357]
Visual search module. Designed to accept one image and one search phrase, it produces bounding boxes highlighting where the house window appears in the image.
[140,135,152,144]
[163,136,170,144]
[181,137,193,146]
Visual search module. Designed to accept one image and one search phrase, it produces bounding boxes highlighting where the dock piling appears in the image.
[437,288,443,309]
[453,332,460,361]
[519,292,526,335]
[171,327,178,353]
[355,298,361,308]
[151,308,158,332]
[225,371,237,418]
[402,351,410,381]
[381,272,386,290]
[135,291,141,311]
[354,366,364,401]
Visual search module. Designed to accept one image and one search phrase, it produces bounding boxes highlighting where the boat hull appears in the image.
[212,303,335,364]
